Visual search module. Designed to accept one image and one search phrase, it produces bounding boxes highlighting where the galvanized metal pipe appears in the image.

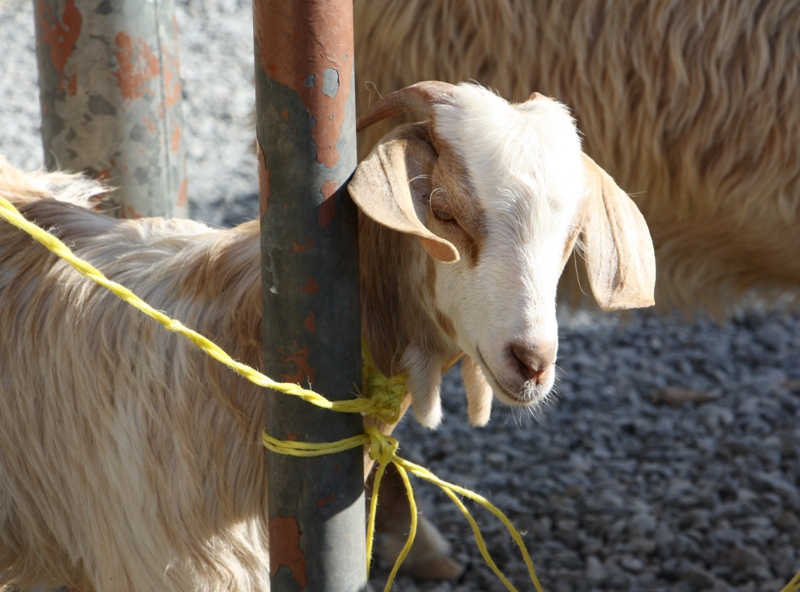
[253,1,365,590]
[33,0,187,218]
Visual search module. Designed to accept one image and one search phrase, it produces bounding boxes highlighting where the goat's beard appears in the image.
[474,347,556,409]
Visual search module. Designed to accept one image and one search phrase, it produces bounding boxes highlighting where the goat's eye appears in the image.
[432,209,455,222]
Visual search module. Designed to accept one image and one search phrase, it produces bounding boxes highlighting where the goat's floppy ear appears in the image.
[349,123,460,263]
[580,154,656,310]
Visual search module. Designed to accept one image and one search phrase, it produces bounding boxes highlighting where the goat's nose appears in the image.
[509,341,556,384]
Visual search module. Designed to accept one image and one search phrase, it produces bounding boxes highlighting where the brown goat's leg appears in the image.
[368,463,463,580]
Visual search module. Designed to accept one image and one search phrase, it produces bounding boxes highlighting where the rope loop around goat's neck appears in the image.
[360,340,407,424]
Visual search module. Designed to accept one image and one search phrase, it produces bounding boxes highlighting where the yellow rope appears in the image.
[264,423,543,592]
[780,570,800,592]
[361,342,407,425]
[0,194,541,591]
[0,195,398,423]
[262,431,369,457]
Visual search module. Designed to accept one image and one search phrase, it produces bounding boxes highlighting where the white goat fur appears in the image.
[414,89,585,423]
[0,85,654,591]
[354,0,800,315]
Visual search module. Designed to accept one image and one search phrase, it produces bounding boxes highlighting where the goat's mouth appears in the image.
[475,347,553,407]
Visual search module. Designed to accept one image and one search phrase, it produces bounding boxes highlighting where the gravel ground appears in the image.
[2,2,800,591]
[381,310,800,592]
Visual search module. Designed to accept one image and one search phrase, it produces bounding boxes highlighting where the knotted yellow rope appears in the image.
[0,194,546,591]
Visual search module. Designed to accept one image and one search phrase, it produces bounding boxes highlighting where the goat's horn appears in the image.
[357,81,456,132]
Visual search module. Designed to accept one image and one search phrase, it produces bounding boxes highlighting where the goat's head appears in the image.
[350,82,655,428]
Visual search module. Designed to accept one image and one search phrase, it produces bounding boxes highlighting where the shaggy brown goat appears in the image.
[353,0,800,315]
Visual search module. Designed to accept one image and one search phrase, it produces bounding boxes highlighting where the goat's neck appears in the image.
[188,215,458,432]
[190,215,459,375]
[358,215,461,383]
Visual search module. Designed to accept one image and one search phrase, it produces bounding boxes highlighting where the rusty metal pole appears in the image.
[253,1,365,590]
[33,0,187,218]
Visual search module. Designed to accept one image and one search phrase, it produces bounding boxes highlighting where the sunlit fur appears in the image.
[0,160,268,592]
[430,86,583,413]
[0,156,455,591]
[354,0,800,315]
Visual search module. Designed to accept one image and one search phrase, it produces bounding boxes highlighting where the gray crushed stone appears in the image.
[378,311,800,592]
[2,1,799,591]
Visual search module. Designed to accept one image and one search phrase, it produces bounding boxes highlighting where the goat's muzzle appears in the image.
[508,340,556,386]
[476,343,557,407]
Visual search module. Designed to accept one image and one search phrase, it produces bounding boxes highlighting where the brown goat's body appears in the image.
[0,158,459,591]
[0,183,269,590]
[354,0,800,314]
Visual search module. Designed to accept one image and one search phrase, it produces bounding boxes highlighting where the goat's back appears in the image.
[0,162,269,591]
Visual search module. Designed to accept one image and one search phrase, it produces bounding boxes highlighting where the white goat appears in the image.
[0,82,655,591]
[354,0,800,315]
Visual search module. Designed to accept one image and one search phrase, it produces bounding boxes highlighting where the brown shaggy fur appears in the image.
[353,0,800,315]
[0,157,455,591]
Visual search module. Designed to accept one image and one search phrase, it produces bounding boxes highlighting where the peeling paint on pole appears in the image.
[269,515,308,587]
[34,0,187,218]
[254,0,365,590]
[254,1,354,170]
